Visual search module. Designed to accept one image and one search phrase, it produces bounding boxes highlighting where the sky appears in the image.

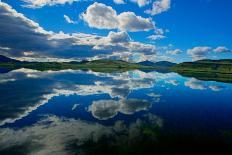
[0,0,231,63]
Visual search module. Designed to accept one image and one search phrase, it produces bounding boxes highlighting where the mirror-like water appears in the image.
[0,69,232,154]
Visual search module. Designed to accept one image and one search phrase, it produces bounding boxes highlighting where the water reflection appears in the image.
[0,69,169,126]
[89,99,151,120]
[0,69,232,154]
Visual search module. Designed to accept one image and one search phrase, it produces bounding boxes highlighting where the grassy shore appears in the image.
[0,60,157,72]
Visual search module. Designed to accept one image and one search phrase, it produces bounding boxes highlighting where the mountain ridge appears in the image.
[1,55,232,74]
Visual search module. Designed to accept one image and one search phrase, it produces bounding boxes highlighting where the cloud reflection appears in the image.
[0,114,163,155]
[0,69,172,126]
[185,78,226,91]
[89,98,151,120]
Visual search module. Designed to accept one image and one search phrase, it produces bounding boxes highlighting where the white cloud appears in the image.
[155,27,165,35]
[108,31,131,43]
[113,0,126,4]
[130,0,150,7]
[21,0,81,8]
[81,2,119,29]
[213,46,231,53]
[82,2,154,32]
[128,42,156,54]
[167,49,183,55]
[117,12,154,31]
[0,2,156,61]
[187,46,212,60]
[147,34,165,41]
[63,14,76,24]
[145,0,171,15]
[187,46,231,60]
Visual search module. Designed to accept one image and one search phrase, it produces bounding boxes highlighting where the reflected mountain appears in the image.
[175,71,232,84]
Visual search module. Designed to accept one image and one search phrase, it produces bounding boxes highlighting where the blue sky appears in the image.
[0,0,231,62]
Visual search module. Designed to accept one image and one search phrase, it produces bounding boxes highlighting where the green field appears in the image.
[0,59,157,72]
[171,59,232,74]
[1,58,232,83]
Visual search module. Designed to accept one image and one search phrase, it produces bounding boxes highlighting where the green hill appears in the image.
[172,59,232,74]
[1,55,232,76]
[138,61,176,68]
[0,56,157,72]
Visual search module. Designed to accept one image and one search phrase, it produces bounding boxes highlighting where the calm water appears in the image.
[0,69,232,154]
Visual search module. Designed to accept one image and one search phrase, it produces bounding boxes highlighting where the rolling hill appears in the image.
[172,59,232,74]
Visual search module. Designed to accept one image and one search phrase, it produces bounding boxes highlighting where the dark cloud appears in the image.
[0,2,156,61]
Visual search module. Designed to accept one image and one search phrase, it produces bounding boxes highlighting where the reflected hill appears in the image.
[0,55,232,83]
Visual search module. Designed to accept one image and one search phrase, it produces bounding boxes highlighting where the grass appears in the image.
[0,60,156,72]
[171,60,232,74]
[1,59,232,83]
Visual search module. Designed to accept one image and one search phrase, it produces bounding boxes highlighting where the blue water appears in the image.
[0,69,232,154]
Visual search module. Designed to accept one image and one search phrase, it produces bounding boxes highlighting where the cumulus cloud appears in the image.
[187,46,212,61]
[187,46,232,60]
[129,42,156,54]
[81,2,154,32]
[21,0,81,8]
[166,49,183,55]
[113,0,126,4]
[81,2,119,29]
[145,0,171,15]
[117,12,154,31]
[64,14,77,24]
[213,46,231,53]
[130,0,150,7]
[0,2,156,61]
[108,31,131,43]
[0,2,54,57]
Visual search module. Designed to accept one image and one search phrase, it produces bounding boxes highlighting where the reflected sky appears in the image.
[0,69,232,154]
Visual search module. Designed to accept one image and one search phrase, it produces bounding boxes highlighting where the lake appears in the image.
[0,69,232,154]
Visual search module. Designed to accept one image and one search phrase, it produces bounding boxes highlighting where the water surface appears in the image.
[0,69,232,154]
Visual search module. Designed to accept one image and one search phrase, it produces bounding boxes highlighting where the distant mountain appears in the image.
[154,61,176,67]
[1,54,232,75]
[0,55,19,62]
[0,56,157,72]
[138,61,156,66]
[138,61,176,67]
